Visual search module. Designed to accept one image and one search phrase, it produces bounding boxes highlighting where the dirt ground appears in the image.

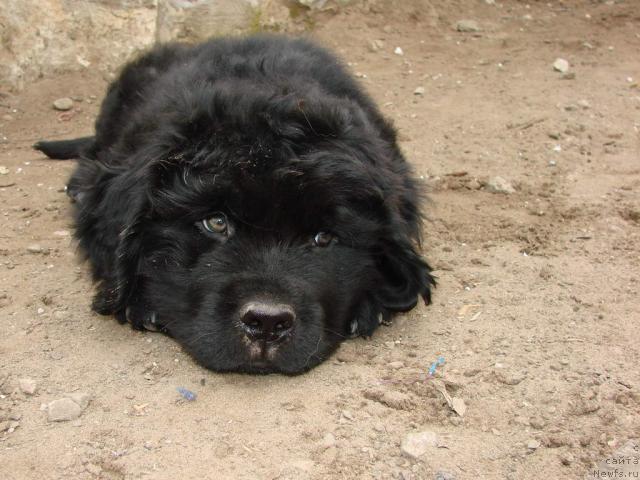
[1,1,639,479]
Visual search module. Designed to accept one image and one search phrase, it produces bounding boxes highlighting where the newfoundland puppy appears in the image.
[35,35,434,374]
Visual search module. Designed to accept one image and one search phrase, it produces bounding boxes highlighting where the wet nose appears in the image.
[239,302,295,342]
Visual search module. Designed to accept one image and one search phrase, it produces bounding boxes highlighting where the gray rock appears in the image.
[435,472,457,480]
[495,369,525,385]
[26,244,44,254]
[401,430,439,459]
[65,392,91,410]
[47,398,83,422]
[52,97,74,111]
[456,20,481,32]
[553,58,570,73]
[47,392,91,421]
[369,39,384,52]
[486,176,515,194]
[19,377,37,395]
[413,86,425,96]
[527,439,541,450]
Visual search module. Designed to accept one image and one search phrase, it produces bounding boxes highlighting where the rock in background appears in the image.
[0,0,157,90]
[0,0,354,91]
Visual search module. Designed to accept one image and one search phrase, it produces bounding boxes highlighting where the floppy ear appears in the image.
[86,164,151,317]
[376,234,435,312]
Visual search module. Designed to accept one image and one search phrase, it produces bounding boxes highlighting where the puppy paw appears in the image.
[351,299,391,338]
[122,305,163,332]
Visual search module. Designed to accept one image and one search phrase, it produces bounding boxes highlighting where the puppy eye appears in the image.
[313,231,334,247]
[201,213,228,234]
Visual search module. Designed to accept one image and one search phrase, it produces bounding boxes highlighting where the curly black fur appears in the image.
[35,35,435,374]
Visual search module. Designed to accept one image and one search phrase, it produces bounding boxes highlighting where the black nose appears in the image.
[239,302,295,342]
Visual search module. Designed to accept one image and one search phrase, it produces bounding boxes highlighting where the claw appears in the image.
[125,306,160,332]
[142,311,160,332]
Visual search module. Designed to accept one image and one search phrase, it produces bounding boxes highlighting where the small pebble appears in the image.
[495,369,526,385]
[19,378,37,395]
[413,86,425,96]
[47,398,83,422]
[553,58,570,73]
[369,39,384,52]
[435,472,457,480]
[53,98,74,111]
[577,99,591,109]
[486,176,516,194]
[527,439,541,450]
[27,244,44,254]
[388,361,405,369]
[559,452,574,465]
[456,19,481,32]
[394,47,404,56]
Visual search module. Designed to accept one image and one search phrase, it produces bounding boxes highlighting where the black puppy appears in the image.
[35,35,434,374]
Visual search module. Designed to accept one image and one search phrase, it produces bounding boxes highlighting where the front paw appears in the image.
[350,298,391,338]
[117,305,163,332]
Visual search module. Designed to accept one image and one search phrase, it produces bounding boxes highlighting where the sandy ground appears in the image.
[1,1,639,479]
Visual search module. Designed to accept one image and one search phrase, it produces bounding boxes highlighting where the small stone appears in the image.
[53,97,74,111]
[401,431,439,459]
[495,369,525,385]
[527,439,541,450]
[435,472,457,480]
[388,361,405,369]
[0,166,9,175]
[577,99,591,109]
[19,378,37,395]
[66,392,92,410]
[369,39,384,52]
[553,58,570,73]
[413,86,425,96]
[2,114,13,121]
[7,421,19,433]
[394,47,404,56]
[54,230,70,237]
[456,19,481,32]
[341,410,354,421]
[47,398,83,422]
[486,176,516,194]
[559,452,574,465]
[27,244,44,254]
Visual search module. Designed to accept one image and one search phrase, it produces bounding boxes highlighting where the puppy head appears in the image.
[87,84,434,374]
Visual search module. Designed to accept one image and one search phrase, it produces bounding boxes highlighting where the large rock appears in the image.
[156,0,261,43]
[0,0,156,90]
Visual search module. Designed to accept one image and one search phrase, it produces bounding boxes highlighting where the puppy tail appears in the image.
[33,136,95,160]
